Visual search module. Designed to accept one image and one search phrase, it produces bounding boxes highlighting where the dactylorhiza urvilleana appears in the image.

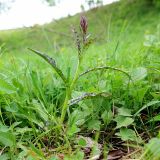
[28,16,130,147]
[80,16,88,43]
[72,16,92,60]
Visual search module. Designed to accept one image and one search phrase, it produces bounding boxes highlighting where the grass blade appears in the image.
[134,101,160,116]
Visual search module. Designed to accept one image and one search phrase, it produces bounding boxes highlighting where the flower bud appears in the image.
[80,16,88,35]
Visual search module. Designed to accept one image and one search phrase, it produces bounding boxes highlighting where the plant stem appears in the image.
[70,58,80,91]
[60,88,70,124]
[60,58,80,124]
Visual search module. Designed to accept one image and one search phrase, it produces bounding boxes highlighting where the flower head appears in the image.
[80,16,88,35]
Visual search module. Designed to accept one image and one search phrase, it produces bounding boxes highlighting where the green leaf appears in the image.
[64,151,84,160]
[0,154,9,160]
[68,109,86,127]
[114,116,134,128]
[131,67,147,81]
[10,121,22,129]
[74,151,84,160]
[79,66,131,80]
[26,155,36,160]
[67,124,80,137]
[29,143,44,158]
[28,48,67,84]
[101,110,113,125]
[78,138,87,147]
[48,157,58,160]
[115,128,138,141]
[27,112,44,128]
[17,151,28,160]
[5,102,19,113]
[0,131,16,147]
[87,119,101,131]
[118,107,132,117]
[0,123,10,132]
[90,145,101,159]
[32,99,48,122]
[146,138,160,158]
[16,127,33,134]
[149,115,160,122]
[134,101,160,116]
[132,86,149,103]
[0,78,17,94]
[69,92,111,106]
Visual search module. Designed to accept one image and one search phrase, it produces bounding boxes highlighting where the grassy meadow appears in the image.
[0,0,160,159]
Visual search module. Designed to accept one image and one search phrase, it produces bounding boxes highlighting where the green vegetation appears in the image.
[0,0,160,159]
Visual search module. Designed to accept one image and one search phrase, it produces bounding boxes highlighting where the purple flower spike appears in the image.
[80,16,88,35]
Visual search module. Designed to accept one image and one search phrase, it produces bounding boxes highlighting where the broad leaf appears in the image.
[0,131,16,147]
[0,154,9,160]
[115,128,138,141]
[29,143,44,158]
[0,123,10,132]
[67,124,80,137]
[114,116,134,128]
[5,102,19,113]
[90,145,101,160]
[0,78,17,94]
[118,107,132,117]
[87,119,101,131]
[131,67,147,81]
[77,138,87,147]
[146,138,160,159]
[74,151,84,160]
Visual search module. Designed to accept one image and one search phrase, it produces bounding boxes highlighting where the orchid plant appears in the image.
[28,16,130,144]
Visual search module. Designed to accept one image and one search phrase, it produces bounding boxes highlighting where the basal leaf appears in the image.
[0,123,10,132]
[0,131,16,147]
[78,138,87,147]
[118,107,132,117]
[115,128,138,141]
[114,116,134,128]
[146,138,160,159]
[87,119,101,131]
[29,143,44,158]
[67,124,80,137]
[131,67,147,81]
[28,48,67,84]
[5,102,19,113]
[0,154,9,160]
[0,78,17,94]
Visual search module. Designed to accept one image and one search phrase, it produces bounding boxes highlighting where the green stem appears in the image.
[60,88,70,124]
[70,59,80,91]
[60,58,80,124]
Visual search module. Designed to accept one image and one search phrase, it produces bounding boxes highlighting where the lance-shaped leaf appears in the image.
[69,92,111,106]
[79,66,131,80]
[28,48,67,84]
